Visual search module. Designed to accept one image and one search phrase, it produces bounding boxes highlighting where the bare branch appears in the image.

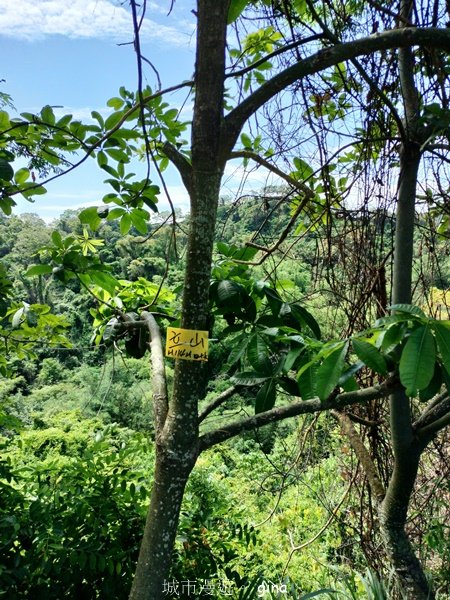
[222,28,450,154]
[230,149,314,199]
[199,378,399,452]
[141,311,168,435]
[198,385,240,422]
[331,409,385,502]
[414,393,450,442]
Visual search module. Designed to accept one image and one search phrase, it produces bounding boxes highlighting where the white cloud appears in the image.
[0,0,193,44]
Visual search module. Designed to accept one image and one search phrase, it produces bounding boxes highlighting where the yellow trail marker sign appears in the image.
[165,327,209,362]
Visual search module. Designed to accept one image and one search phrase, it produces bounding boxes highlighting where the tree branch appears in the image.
[198,385,240,422]
[162,142,193,194]
[141,311,168,435]
[229,149,314,199]
[198,378,399,452]
[222,28,450,155]
[413,393,450,442]
[331,409,385,502]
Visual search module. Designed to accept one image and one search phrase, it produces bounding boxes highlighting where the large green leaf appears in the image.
[352,338,387,375]
[247,334,273,375]
[227,0,249,23]
[79,206,102,231]
[297,358,317,400]
[88,271,118,296]
[0,158,14,181]
[217,279,243,305]
[232,372,271,386]
[316,341,348,401]
[390,304,427,320]
[399,325,436,396]
[226,332,249,366]
[25,264,53,277]
[431,321,450,374]
[381,322,406,353]
[291,303,321,339]
[255,379,276,413]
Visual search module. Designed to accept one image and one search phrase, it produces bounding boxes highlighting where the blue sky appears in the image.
[0,0,281,222]
[0,0,198,221]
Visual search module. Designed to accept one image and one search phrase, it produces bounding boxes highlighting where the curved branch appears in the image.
[141,311,168,435]
[331,409,385,502]
[222,27,450,154]
[229,149,314,199]
[413,393,450,442]
[198,378,399,452]
[162,142,193,194]
[198,385,240,422]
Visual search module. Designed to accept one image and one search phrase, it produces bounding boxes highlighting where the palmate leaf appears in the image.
[399,325,436,396]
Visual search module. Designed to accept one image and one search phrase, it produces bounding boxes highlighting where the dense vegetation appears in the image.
[1,201,449,598]
[1,1,450,599]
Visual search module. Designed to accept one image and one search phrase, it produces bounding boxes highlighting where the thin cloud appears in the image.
[0,0,192,45]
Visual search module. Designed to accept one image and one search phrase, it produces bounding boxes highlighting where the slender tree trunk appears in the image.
[379,3,433,592]
[129,3,230,598]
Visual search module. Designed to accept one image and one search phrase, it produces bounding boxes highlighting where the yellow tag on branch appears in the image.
[165,327,209,362]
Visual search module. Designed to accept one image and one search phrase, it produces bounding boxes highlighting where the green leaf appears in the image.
[291,304,321,339]
[293,156,314,180]
[107,97,125,110]
[79,206,102,231]
[390,304,427,320]
[88,271,118,295]
[297,357,317,400]
[381,322,406,353]
[0,158,14,181]
[240,132,252,149]
[255,379,276,413]
[130,210,148,234]
[227,0,249,23]
[431,321,450,374]
[247,334,273,375]
[14,168,30,185]
[97,150,108,168]
[232,372,271,386]
[105,148,129,162]
[278,376,300,396]
[105,111,124,130]
[217,279,243,305]
[120,213,132,235]
[352,339,387,375]
[91,110,105,128]
[316,342,348,401]
[25,264,53,277]
[399,325,436,396]
[0,197,14,215]
[227,333,249,366]
[41,105,55,125]
[419,363,443,402]
[51,230,64,248]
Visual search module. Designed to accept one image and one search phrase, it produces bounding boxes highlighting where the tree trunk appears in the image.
[129,2,229,598]
[379,6,433,590]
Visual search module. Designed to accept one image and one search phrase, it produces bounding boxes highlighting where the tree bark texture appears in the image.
[129,3,230,598]
[381,3,433,593]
